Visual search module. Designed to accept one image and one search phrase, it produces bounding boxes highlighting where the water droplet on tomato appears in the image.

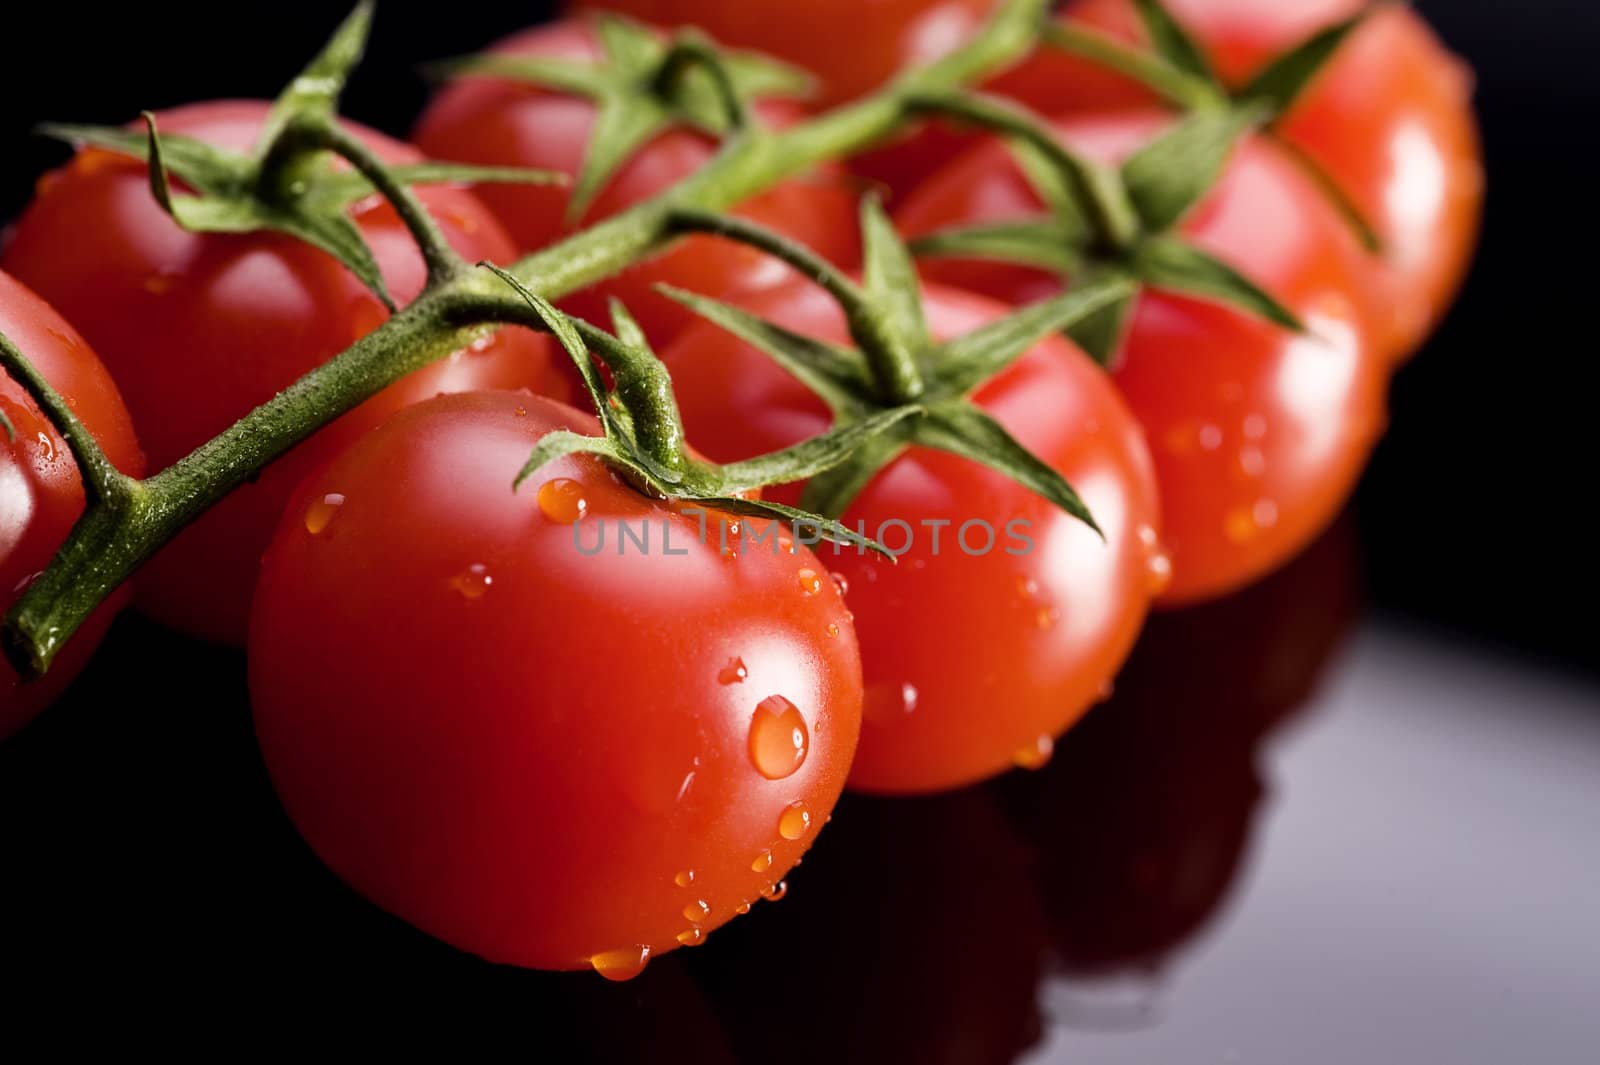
[514,406,528,418]
[1198,424,1224,451]
[677,928,705,947]
[1242,413,1268,440]
[830,573,850,597]
[674,870,695,889]
[304,493,345,535]
[749,696,809,780]
[683,899,709,923]
[797,568,822,596]
[1238,446,1266,478]
[1014,734,1054,770]
[1098,678,1116,702]
[1253,499,1279,529]
[763,881,789,902]
[142,273,175,295]
[449,563,493,599]
[1137,525,1172,597]
[590,945,650,981]
[751,850,773,873]
[736,903,751,915]
[538,478,588,524]
[825,622,840,639]
[778,800,812,840]
[718,658,748,685]
[1036,606,1061,630]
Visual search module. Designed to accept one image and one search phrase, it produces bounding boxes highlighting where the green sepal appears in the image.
[438,14,811,222]
[1132,0,1219,87]
[1120,104,1265,234]
[320,162,568,209]
[691,496,897,560]
[1272,135,1383,252]
[514,430,619,488]
[908,220,1084,275]
[1065,279,1137,368]
[1132,235,1302,330]
[257,1,373,152]
[717,405,924,493]
[797,433,911,521]
[912,402,1101,536]
[860,196,932,353]
[0,410,13,443]
[1240,15,1363,117]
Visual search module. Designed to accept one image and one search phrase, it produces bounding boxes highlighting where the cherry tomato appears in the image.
[2,101,565,645]
[247,390,863,973]
[413,18,862,343]
[568,0,1002,106]
[2,271,145,739]
[993,0,1483,362]
[895,113,1387,606]
[659,280,1162,794]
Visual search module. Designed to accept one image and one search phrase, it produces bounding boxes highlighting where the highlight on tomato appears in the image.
[2,100,564,645]
[659,272,1164,794]
[992,0,1482,362]
[247,390,864,974]
[414,14,862,342]
[1,271,145,739]
[895,112,1388,606]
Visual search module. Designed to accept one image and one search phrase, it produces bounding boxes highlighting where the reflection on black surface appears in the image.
[0,518,1359,1051]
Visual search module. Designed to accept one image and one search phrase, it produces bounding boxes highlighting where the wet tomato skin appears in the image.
[568,0,1003,106]
[2,100,565,646]
[1,272,145,739]
[413,18,862,344]
[994,0,1483,362]
[659,281,1161,794]
[895,113,1387,606]
[248,391,862,972]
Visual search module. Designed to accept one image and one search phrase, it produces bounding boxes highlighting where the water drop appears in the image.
[1253,499,1279,529]
[1014,734,1054,771]
[677,928,705,947]
[1242,414,1268,440]
[900,683,919,714]
[797,568,822,596]
[674,870,695,889]
[683,900,709,923]
[763,881,789,902]
[825,623,840,639]
[736,903,751,915]
[450,563,493,600]
[514,406,528,418]
[718,657,749,685]
[830,573,850,597]
[590,946,650,982]
[1225,506,1259,544]
[538,478,589,524]
[778,800,812,840]
[751,850,773,873]
[1198,424,1223,451]
[304,493,345,535]
[749,696,809,780]
[1036,606,1061,630]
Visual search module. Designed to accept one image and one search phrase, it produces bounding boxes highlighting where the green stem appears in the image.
[654,33,752,130]
[0,330,133,507]
[1044,22,1221,111]
[4,0,1050,679]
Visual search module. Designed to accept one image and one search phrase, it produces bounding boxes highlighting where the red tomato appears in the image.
[991,0,1483,362]
[248,390,863,973]
[2,101,565,645]
[895,113,1387,606]
[659,280,1162,794]
[413,18,862,344]
[568,0,1002,105]
[2,271,145,739]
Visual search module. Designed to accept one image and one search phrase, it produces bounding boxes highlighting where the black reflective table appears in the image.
[3,519,1597,1060]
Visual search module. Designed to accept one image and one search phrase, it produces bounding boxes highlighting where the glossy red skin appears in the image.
[414,19,862,344]
[987,0,1483,362]
[896,113,1387,606]
[3,101,565,645]
[248,391,863,971]
[660,281,1161,794]
[569,0,1002,106]
[2,272,145,739]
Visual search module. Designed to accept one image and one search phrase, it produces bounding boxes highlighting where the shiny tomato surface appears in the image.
[248,391,863,972]
[414,18,862,342]
[3,101,564,644]
[896,113,1387,605]
[660,280,1162,793]
[1,271,145,738]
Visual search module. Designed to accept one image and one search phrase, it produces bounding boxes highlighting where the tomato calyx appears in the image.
[1047,0,1381,249]
[480,263,917,557]
[659,199,1132,532]
[432,13,814,222]
[37,3,565,310]
[903,89,1300,365]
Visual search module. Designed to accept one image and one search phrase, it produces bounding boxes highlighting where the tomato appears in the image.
[2,101,565,645]
[413,18,861,344]
[568,0,1002,106]
[247,390,863,972]
[992,0,1483,362]
[895,113,1387,606]
[659,280,1161,794]
[2,272,145,739]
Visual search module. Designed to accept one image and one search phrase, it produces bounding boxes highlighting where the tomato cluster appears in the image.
[0,0,1479,977]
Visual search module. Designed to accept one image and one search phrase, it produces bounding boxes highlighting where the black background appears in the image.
[1,1,1589,673]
